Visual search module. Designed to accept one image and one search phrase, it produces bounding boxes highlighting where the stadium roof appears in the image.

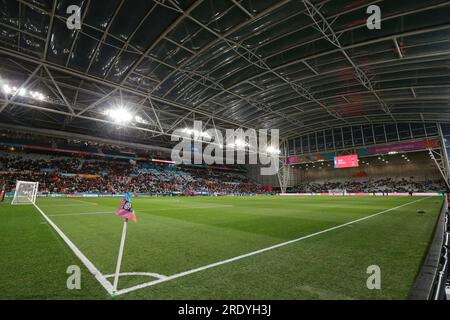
[1,0,450,147]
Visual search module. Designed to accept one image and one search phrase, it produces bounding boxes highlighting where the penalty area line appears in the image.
[114,196,431,296]
[33,203,114,295]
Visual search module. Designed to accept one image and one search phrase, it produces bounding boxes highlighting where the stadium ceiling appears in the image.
[1,0,450,147]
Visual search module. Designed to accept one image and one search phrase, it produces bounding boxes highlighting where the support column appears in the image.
[277,164,291,194]
[277,141,291,194]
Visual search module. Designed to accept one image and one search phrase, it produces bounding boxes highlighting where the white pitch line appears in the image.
[104,272,168,280]
[38,204,95,208]
[136,205,235,212]
[114,196,431,296]
[45,205,234,217]
[148,204,234,210]
[72,200,99,205]
[38,199,99,206]
[33,203,114,295]
[47,211,113,217]
[38,204,86,207]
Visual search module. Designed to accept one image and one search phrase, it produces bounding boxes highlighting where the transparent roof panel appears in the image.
[0,0,449,145]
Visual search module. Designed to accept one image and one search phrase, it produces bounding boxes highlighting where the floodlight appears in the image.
[182,128,210,139]
[201,131,211,139]
[105,108,133,124]
[266,146,281,154]
[235,139,246,147]
[2,84,11,94]
[2,79,46,101]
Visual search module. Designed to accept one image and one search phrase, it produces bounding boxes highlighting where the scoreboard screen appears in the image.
[334,154,359,169]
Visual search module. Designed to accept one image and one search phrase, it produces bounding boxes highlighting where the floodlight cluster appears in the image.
[179,129,281,155]
[266,146,281,155]
[227,138,249,149]
[103,108,149,125]
[226,139,280,154]
[2,83,46,101]
[182,128,211,139]
[104,108,132,124]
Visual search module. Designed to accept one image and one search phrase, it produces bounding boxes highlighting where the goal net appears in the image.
[11,181,39,205]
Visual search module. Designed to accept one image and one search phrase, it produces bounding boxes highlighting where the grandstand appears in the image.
[1,1,450,303]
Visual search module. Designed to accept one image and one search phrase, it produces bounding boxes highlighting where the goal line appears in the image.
[32,203,114,295]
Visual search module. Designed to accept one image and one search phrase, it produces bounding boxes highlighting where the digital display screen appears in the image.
[334,154,359,169]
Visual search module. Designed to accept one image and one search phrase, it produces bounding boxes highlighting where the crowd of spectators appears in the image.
[288,177,446,193]
[1,151,447,196]
[0,152,264,195]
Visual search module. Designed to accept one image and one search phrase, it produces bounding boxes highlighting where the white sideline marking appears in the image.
[70,199,99,205]
[45,205,234,217]
[47,211,112,217]
[39,199,99,207]
[142,204,235,210]
[33,203,114,295]
[39,204,96,208]
[114,196,431,296]
[39,204,85,207]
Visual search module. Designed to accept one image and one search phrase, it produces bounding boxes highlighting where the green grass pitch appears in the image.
[0,195,444,300]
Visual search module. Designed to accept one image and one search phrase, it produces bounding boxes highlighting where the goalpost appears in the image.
[0,183,6,202]
[11,181,39,205]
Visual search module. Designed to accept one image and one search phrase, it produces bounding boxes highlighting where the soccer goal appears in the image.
[11,181,39,205]
[0,183,6,202]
